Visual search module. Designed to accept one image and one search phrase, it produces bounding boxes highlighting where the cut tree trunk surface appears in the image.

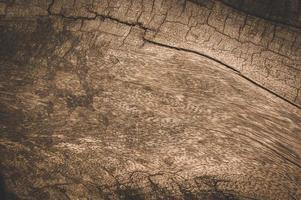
[0,0,301,200]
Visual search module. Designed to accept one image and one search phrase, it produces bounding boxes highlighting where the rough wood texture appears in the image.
[0,0,301,199]
[220,0,301,28]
